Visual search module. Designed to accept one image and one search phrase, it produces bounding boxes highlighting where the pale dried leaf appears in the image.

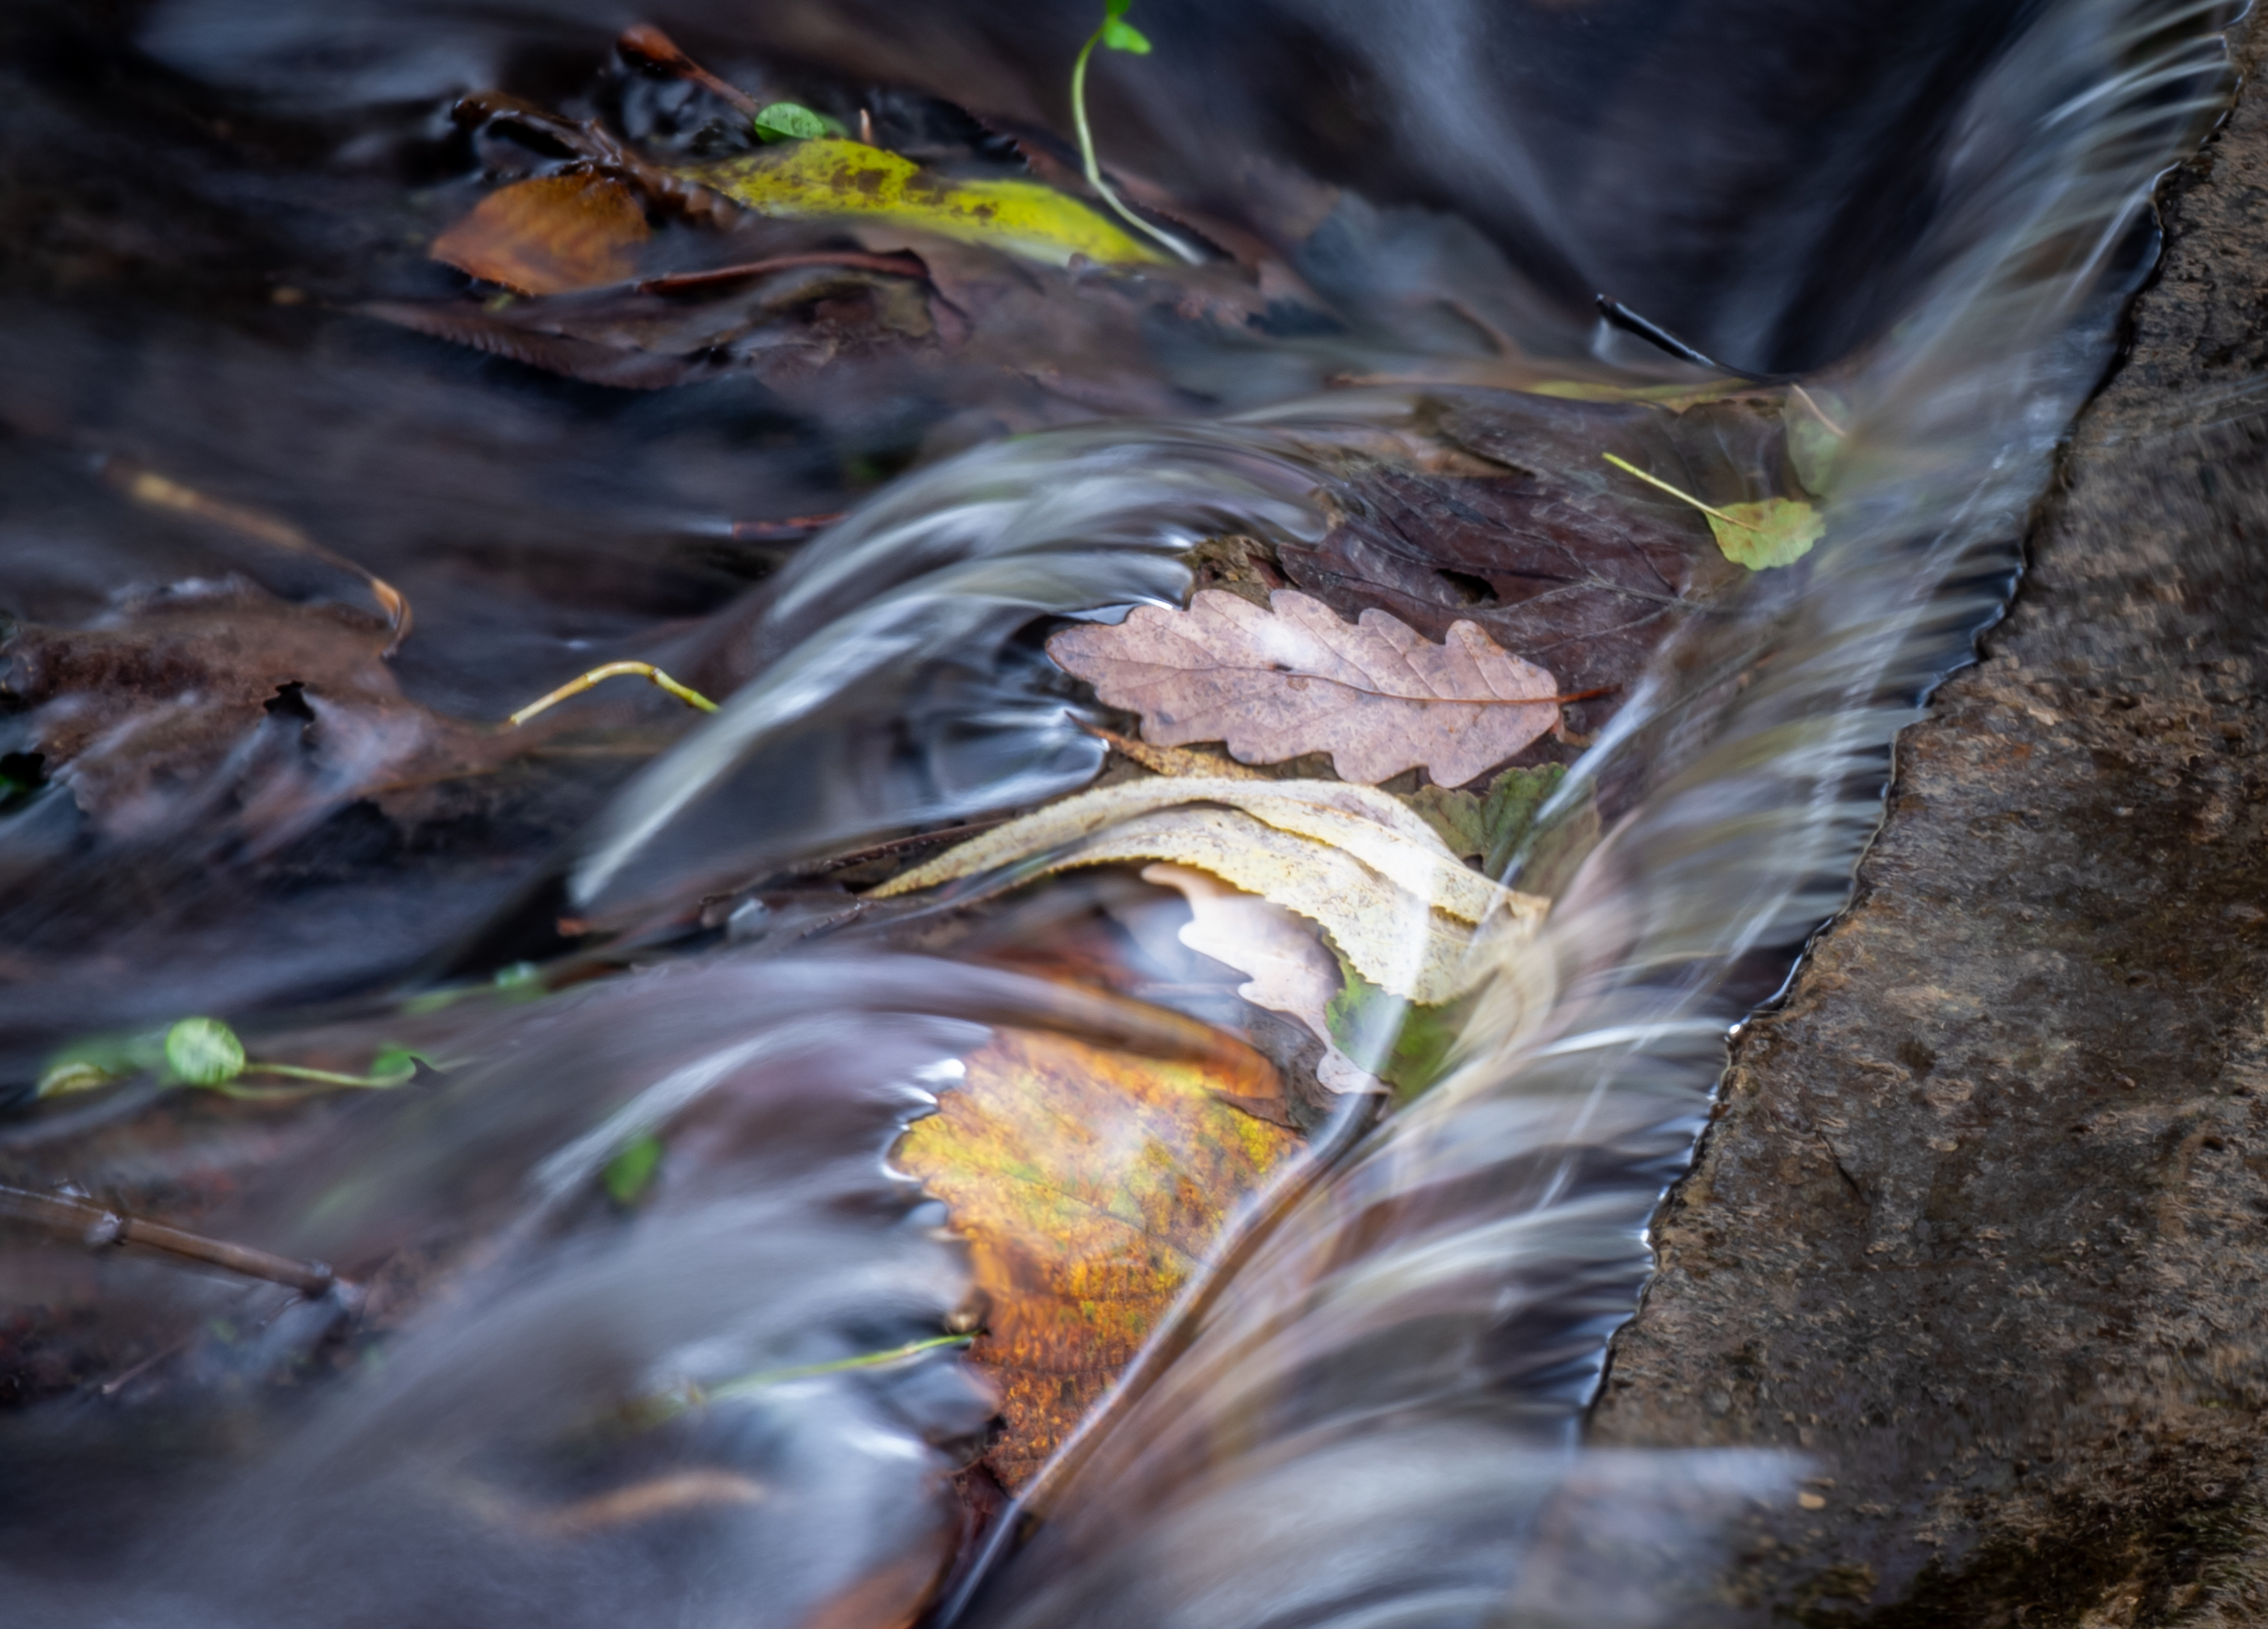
[1141,863,1378,1094]
[870,777,1545,1002]
[1048,589,1562,787]
[873,776,1513,925]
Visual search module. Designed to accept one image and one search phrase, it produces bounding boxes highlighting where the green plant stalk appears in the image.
[1601,452,1761,532]
[1070,32,1203,265]
[506,661,720,728]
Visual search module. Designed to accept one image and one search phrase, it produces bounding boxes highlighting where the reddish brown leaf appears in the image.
[431,173,651,296]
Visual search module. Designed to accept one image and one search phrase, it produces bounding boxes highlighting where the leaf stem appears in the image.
[239,1060,417,1090]
[1600,452,1761,533]
[507,661,720,728]
[1070,31,1203,265]
[1788,382,1848,438]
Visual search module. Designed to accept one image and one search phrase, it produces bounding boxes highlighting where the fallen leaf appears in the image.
[1708,497,1824,570]
[895,1027,1300,1489]
[1140,863,1376,1093]
[686,138,1170,268]
[1048,589,1564,788]
[1407,763,1566,876]
[431,173,652,295]
[869,775,1542,1003]
[1324,954,1474,1102]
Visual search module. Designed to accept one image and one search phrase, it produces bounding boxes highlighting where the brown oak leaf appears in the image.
[1046,588,1561,788]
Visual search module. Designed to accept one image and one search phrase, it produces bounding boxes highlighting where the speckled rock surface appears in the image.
[1588,21,2268,1628]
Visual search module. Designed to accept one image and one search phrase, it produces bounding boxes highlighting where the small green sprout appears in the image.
[1070,0,1201,263]
[152,1017,423,1097]
[752,101,841,143]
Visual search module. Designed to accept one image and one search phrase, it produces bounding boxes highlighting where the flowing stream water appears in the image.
[0,1,2242,1624]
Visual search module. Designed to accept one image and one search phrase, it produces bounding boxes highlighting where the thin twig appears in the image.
[0,1182,341,1297]
[636,253,927,294]
[98,456,413,653]
[614,25,764,120]
[789,816,1020,877]
[1787,382,1848,439]
[507,661,719,728]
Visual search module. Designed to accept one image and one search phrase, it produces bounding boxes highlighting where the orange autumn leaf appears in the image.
[431,173,650,295]
[895,1028,1300,1490]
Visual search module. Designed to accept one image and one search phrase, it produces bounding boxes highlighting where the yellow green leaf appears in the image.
[1708,498,1824,571]
[684,137,1171,267]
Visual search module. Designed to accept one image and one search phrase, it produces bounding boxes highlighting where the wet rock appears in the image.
[1589,19,2268,1627]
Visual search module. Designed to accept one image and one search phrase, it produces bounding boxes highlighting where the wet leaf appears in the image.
[752,102,833,143]
[1324,957,1472,1102]
[895,1027,1300,1488]
[1141,862,1376,1093]
[163,1017,245,1086]
[1048,589,1566,788]
[1708,496,1824,571]
[870,775,1543,1003]
[685,138,1171,267]
[430,173,651,295]
[1407,763,1566,876]
[604,1131,665,1206]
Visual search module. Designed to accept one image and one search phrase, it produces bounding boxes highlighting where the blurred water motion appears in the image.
[0,0,2242,1624]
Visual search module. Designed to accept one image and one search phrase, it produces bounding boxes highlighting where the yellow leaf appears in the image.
[895,1027,1300,1490]
[684,138,1171,268]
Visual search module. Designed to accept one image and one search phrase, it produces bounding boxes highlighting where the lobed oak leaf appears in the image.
[895,1027,1300,1489]
[1046,589,1562,788]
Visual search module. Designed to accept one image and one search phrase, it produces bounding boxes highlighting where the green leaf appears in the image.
[752,102,832,143]
[367,1045,430,1084]
[1105,0,1133,17]
[1323,953,1473,1102]
[1406,763,1566,876]
[604,1131,665,1206]
[1101,18,1151,52]
[164,1017,246,1086]
[1708,498,1824,571]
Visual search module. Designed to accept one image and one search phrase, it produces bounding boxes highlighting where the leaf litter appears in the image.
[893,1025,1300,1490]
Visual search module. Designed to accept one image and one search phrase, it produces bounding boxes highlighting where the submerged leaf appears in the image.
[1708,498,1824,571]
[895,1027,1300,1489]
[1142,863,1376,1093]
[430,173,651,295]
[687,138,1170,267]
[1048,589,1565,788]
[1324,956,1471,1102]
